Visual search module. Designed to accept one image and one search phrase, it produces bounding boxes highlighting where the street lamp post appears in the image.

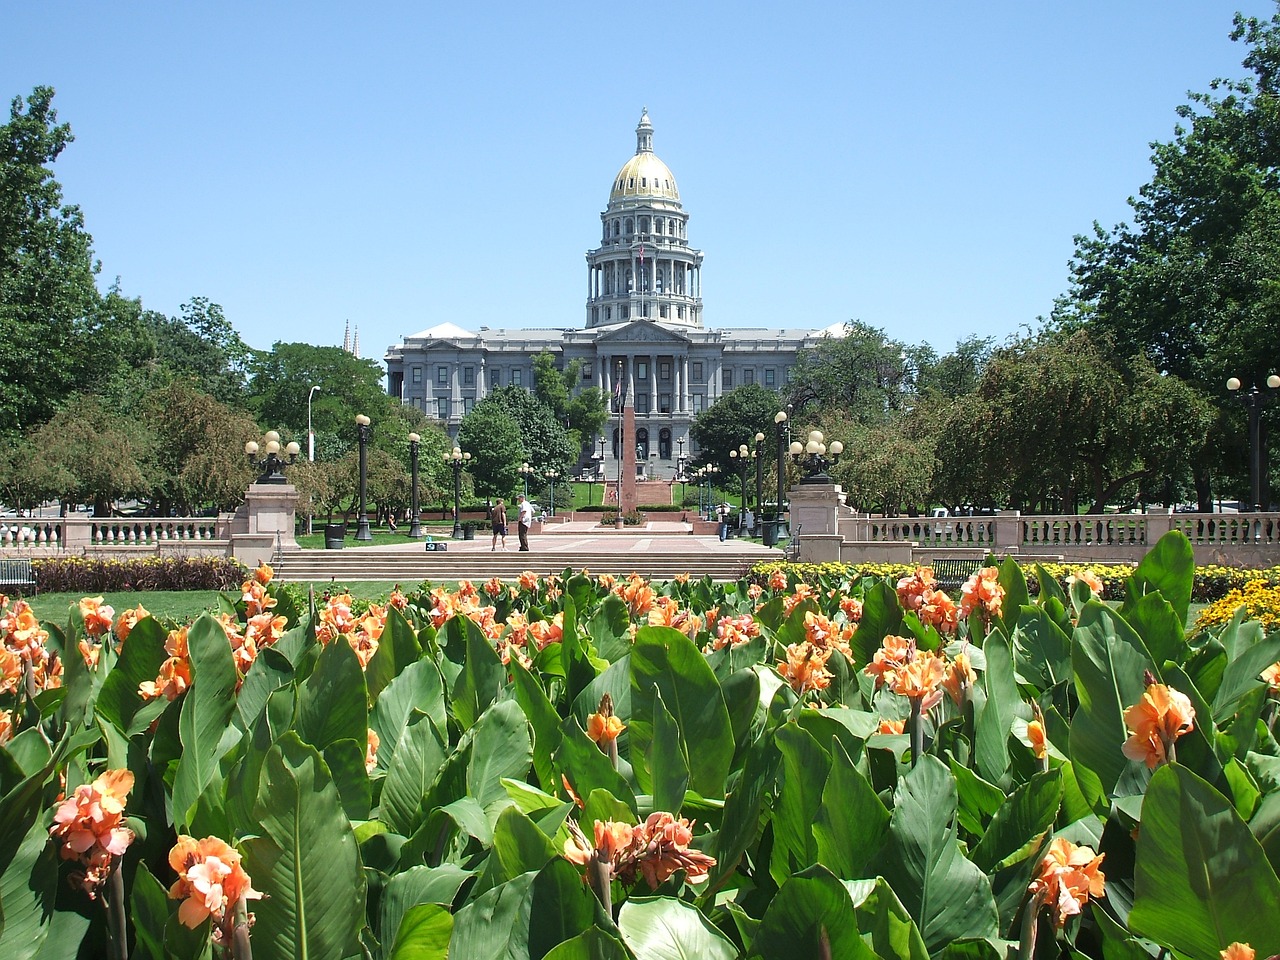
[307,386,320,462]
[730,444,752,532]
[789,430,845,483]
[445,446,471,538]
[355,414,372,541]
[774,407,791,527]
[407,433,422,538]
[754,431,765,534]
[545,469,560,517]
[1227,374,1280,510]
[244,431,301,484]
[519,462,535,498]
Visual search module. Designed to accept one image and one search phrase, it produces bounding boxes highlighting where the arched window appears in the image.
[659,429,672,460]
[640,217,649,234]
[613,219,621,237]
[625,218,634,235]
[636,428,649,460]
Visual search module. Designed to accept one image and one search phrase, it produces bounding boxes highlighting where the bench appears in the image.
[0,558,37,597]
[928,557,983,591]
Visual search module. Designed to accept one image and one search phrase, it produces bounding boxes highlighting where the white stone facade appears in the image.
[384,110,828,478]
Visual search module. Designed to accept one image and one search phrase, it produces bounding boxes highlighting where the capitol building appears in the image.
[384,110,836,476]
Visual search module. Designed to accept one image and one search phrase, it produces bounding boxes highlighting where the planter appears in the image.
[614,519,624,529]
[324,523,346,550]
[763,520,781,547]
[462,527,476,541]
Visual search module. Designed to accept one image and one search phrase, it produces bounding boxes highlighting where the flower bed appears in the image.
[2,534,1279,959]
[31,555,247,593]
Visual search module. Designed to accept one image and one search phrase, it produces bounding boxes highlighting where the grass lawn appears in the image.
[26,590,226,626]
[295,525,452,549]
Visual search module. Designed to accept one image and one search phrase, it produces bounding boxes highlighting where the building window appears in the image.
[436,398,449,419]
[463,366,474,386]
[606,307,612,320]
[411,366,422,383]
[628,179,634,190]
[764,368,776,386]
[636,428,649,459]
[659,429,671,459]
[659,305,667,318]
[692,361,703,381]
[659,361,671,381]
[436,366,448,386]
[621,305,629,319]
[659,393,671,413]
[464,398,475,414]
[614,219,620,236]
[626,218,633,233]
[637,395,650,414]
[693,394,705,413]
[637,361,648,379]
[640,217,649,233]
[582,365,592,381]
[592,307,598,323]
[722,369,733,389]
[744,369,755,385]
[513,369,523,387]
[677,306,684,319]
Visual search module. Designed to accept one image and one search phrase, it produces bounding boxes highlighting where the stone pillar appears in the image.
[227,482,300,567]
[787,482,847,539]
[621,403,637,515]
[994,510,1022,554]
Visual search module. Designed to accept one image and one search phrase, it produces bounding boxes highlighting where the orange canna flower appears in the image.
[865,634,913,689]
[746,583,764,601]
[1122,682,1195,769]
[253,562,274,585]
[892,652,947,707]
[768,569,789,592]
[918,588,959,635]
[139,655,192,702]
[777,641,833,695]
[587,712,626,744]
[168,835,262,937]
[1261,661,1280,693]
[365,728,380,774]
[675,572,691,584]
[1028,837,1105,927]
[114,603,150,647]
[1025,719,1048,759]
[0,646,21,695]
[839,596,864,622]
[388,586,409,609]
[896,567,937,612]
[79,596,115,638]
[960,567,1004,621]
[615,575,658,618]
[518,570,540,592]
[941,650,976,706]
[1066,569,1104,599]
[50,768,136,897]
[781,584,815,617]
[878,718,906,735]
[1221,944,1255,960]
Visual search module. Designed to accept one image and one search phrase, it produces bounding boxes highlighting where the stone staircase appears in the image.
[270,548,759,585]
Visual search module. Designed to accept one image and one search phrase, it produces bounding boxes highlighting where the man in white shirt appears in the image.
[516,494,534,551]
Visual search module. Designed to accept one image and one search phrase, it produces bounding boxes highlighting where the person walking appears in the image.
[491,498,508,551]
[717,502,731,542]
[516,494,534,552]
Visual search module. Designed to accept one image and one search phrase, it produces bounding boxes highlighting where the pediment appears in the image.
[592,320,691,345]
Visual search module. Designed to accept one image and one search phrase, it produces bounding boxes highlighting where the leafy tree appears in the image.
[1061,8,1280,505]
[0,87,101,434]
[467,386,577,474]
[689,384,783,475]
[532,350,609,455]
[456,405,523,498]
[141,298,255,407]
[785,320,910,425]
[907,336,994,402]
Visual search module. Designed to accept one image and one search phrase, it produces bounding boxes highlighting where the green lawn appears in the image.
[26,590,226,626]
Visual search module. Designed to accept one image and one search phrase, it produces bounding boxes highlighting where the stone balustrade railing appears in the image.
[0,516,228,554]
[832,510,1280,566]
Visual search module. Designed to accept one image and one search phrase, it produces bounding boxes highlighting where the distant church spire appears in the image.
[343,320,351,353]
[353,326,360,358]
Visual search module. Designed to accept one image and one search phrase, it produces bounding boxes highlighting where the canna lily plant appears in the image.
[0,536,1279,959]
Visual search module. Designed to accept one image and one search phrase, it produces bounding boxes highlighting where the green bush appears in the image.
[32,555,247,593]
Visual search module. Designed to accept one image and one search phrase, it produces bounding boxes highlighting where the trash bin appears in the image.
[763,520,780,547]
[324,523,346,549]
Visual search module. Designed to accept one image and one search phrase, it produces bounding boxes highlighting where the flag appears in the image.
[613,378,622,398]
[639,243,645,265]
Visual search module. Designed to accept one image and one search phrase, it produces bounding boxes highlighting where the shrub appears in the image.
[32,556,246,593]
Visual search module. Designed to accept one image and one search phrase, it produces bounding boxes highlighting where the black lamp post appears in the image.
[519,462,536,498]
[545,469,560,517]
[1228,374,1280,510]
[754,431,765,532]
[407,432,422,538]
[244,431,300,484]
[774,407,791,522]
[445,445,470,538]
[730,444,753,532]
[355,414,372,541]
[789,429,844,483]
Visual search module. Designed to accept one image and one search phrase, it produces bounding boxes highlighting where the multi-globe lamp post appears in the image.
[774,407,792,526]
[754,431,765,534]
[355,414,372,541]
[789,430,844,482]
[407,433,422,538]
[729,443,755,532]
[445,446,471,539]
[519,462,536,498]
[1227,374,1280,510]
[244,431,301,483]
[545,469,560,518]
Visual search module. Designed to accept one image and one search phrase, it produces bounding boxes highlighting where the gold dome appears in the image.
[608,109,680,202]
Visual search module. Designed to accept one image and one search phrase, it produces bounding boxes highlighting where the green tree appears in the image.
[143,298,255,407]
[689,384,783,476]
[785,320,910,425]
[456,406,523,498]
[0,87,101,434]
[532,350,608,455]
[468,386,577,474]
[907,335,994,402]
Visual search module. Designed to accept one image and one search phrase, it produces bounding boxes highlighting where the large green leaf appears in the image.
[974,627,1018,786]
[629,626,733,799]
[851,579,903,665]
[708,737,781,892]
[881,756,999,952]
[0,817,58,960]
[366,606,423,705]
[510,657,565,792]
[171,614,239,827]
[814,739,889,878]
[128,862,171,960]
[968,770,1062,872]
[1214,635,1280,725]
[650,689,690,815]
[542,928,630,960]
[379,864,471,958]
[1130,764,1280,959]
[387,904,451,960]
[770,723,830,884]
[466,699,534,812]
[751,864,876,960]
[235,647,293,732]
[242,734,366,960]
[1012,606,1072,690]
[1123,592,1188,669]
[488,806,559,885]
[451,616,507,730]
[1069,601,1156,799]
[845,877,930,960]
[618,897,737,960]
[382,714,448,836]
[995,556,1030,638]
[1123,530,1194,627]
[297,635,368,751]
[370,659,447,773]
[95,615,168,732]
[552,718,637,816]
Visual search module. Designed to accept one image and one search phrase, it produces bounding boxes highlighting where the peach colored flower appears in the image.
[960,567,1004,621]
[1066,568,1104,598]
[782,584,815,617]
[1261,661,1280,693]
[918,588,959,635]
[1221,944,1255,960]
[518,570,540,592]
[0,708,13,745]
[587,712,626,744]
[941,650,976,706]
[892,652,947,707]
[839,596,864,622]
[78,638,101,670]
[768,569,789,592]
[114,603,150,647]
[675,572,691,584]
[1028,837,1105,927]
[139,656,192,702]
[746,583,764,601]
[483,576,505,598]
[614,575,658,618]
[253,562,274,585]
[896,567,937,612]
[316,593,356,642]
[0,645,21,695]
[168,835,262,937]
[365,728,380,774]
[565,813,715,889]
[596,573,616,590]
[1123,682,1195,769]
[777,641,833,695]
[240,579,276,618]
[50,769,135,897]
[803,610,854,662]
[527,613,565,651]
[878,718,905,735]
[388,586,409,610]
[1026,719,1048,759]
[864,634,913,689]
[704,613,760,652]
[648,597,702,638]
[79,596,115,638]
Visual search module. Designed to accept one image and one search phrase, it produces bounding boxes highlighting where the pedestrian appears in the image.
[517,494,534,552]
[491,498,508,551]
[717,502,730,542]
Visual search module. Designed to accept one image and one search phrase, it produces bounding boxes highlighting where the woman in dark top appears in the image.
[491,499,508,551]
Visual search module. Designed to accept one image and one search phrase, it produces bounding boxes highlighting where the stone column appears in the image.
[994,510,1022,554]
[650,354,658,413]
[681,355,690,412]
[477,359,486,400]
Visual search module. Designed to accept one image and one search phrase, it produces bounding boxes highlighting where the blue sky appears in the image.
[4,1,1276,356]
